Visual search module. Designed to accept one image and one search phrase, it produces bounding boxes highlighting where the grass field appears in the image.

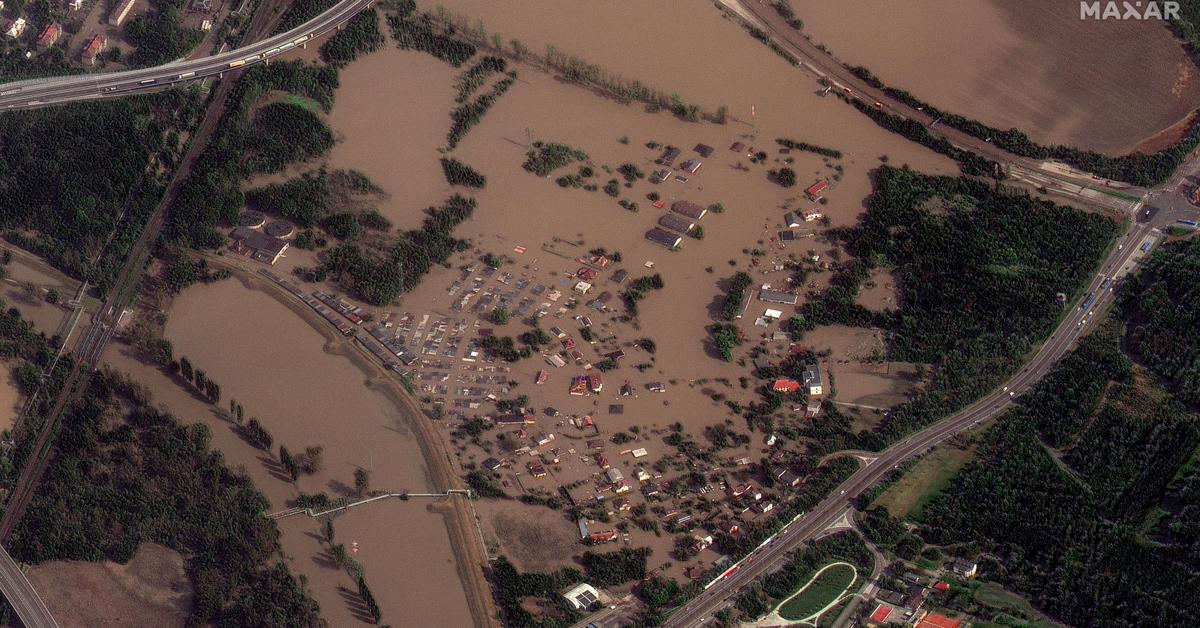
[777,563,857,622]
[874,444,975,520]
[973,582,1064,628]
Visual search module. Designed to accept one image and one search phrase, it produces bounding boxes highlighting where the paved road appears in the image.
[0,548,56,628]
[724,0,1149,216]
[663,218,1161,626]
[0,2,343,626]
[0,0,372,111]
[661,10,1200,622]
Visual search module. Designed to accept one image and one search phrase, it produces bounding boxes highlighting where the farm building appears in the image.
[759,289,798,305]
[658,213,695,234]
[658,146,681,166]
[645,228,682,249]
[671,200,708,220]
[561,583,601,611]
[229,227,288,265]
[805,179,829,200]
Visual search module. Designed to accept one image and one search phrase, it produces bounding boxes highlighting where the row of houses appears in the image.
[646,200,709,249]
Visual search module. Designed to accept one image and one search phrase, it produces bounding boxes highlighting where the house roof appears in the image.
[671,200,707,220]
[82,34,106,57]
[915,613,964,628]
[658,213,695,233]
[803,363,823,387]
[645,228,682,249]
[759,289,798,305]
[772,378,801,393]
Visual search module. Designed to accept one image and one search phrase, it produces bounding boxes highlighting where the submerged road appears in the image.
[0,0,372,111]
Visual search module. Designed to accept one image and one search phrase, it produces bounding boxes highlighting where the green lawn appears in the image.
[778,563,857,621]
[874,444,975,520]
[973,582,1065,628]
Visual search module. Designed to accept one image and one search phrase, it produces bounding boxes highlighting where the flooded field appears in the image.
[796,0,1200,153]
[28,543,191,628]
[106,276,472,626]
[0,362,22,434]
[322,48,460,231]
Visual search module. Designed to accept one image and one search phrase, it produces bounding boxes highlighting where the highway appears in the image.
[724,0,1149,216]
[0,0,373,111]
[0,3,381,626]
[659,8,1200,624]
[663,217,1165,627]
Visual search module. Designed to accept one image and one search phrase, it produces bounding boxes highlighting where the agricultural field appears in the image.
[796,0,1200,153]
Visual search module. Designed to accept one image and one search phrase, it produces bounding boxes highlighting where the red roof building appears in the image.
[805,180,829,200]
[772,378,801,393]
[81,34,107,65]
[589,530,618,544]
[588,373,603,393]
[36,23,61,50]
[570,376,588,396]
[915,613,964,628]
[933,581,951,592]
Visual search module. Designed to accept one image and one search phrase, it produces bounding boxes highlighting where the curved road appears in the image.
[0,0,373,111]
[664,219,1161,627]
[663,11,1200,624]
[0,1,373,627]
[723,0,1152,216]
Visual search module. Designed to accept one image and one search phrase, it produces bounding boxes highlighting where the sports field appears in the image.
[777,562,857,622]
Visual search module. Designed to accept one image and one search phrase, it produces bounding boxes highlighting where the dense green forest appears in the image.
[847,65,1197,186]
[274,0,337,34]
[9,368,323,625]
[918,319,1200,626]
[388,0,477,67]
[166,61,340,247]
[246,167,382,230]
[0,91,201,289]
[794,167,1117,450]
[319,7,385,67]
[308,194,475,304]
[1118,237,1200,406]
[124,0,204,67]
[0,300,72,493]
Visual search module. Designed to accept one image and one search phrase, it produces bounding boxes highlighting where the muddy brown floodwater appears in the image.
[275,0,957,583]
[796,0,1200,154]
[105,277,473,627]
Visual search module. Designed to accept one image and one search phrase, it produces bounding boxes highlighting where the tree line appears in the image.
[793,167,1117,451]
[918,321,1200,627]
[9,368,324,625]
[848,64,1198,186]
